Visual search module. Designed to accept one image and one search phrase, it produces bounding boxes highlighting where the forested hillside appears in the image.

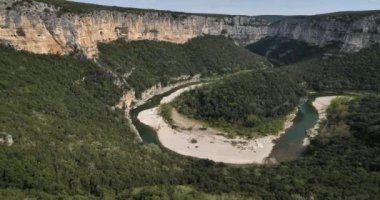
[174,71,306,137]
[318,95,380,144]
[246,36,340,66]
[0,45,195,199]
[0,21,379,199]
[285,44,380,92]
[3,81,378,199]
[0,37,270,198]
[98,36,269,96]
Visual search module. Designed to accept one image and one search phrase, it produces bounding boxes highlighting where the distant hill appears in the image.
[246,36,341,66]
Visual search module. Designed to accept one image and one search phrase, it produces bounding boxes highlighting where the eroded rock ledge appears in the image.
[1,1,379,58]
[0,0,269,58]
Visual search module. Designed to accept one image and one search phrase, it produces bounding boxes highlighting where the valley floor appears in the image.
[137,85,290,164]
[139,107,294,164]
[137,85,340,164]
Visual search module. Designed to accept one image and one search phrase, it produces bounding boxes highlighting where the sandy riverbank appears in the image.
[114,76,201,143]
[312,96,339,121]
[137,85,297,164]
[138,108,296,164]
[303,96,339,145]
[160,84,204,104]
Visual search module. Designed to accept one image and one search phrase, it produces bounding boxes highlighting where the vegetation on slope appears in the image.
[159,104,175,127]
[173,71,306,137]
[98,36,269,96]
[121,185,234,200]
[20,0,196,16]
[255,15,287,23]
[0,38,268,199]
[0,29,379,199]
[131,96,380,199]
[285,44,380,92]
[269,10,380,24]
[0,45,191,199]
[309,10,380,22]
[246,36,340,66]
[27,0,265,19]
[318,95,380,144]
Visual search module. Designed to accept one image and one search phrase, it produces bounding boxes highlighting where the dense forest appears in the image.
[173,71,306,137]
[246,36,340,66]
[285,44,380,92]
[2,54,379,199]
[0,37,269,199]
[174,41,380,137]
[98,36,269,96]
[318,95,380,144]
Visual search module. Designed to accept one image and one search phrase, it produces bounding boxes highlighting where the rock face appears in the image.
[1,0,380,58]
[0,132,13,146]
[268,16,380,52]
[0,0,269,58]
[115,75,201,110]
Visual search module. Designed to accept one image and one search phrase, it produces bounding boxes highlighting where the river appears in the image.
[130,84,320,163]
[267,97,319,163]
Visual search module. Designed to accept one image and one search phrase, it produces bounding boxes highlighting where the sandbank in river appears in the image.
[137,85,339,164]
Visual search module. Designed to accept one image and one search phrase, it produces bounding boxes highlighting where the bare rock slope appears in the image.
[1,0,380,58]
[0,0,269,58]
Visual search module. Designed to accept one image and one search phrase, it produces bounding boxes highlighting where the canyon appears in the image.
[0,0,379,59]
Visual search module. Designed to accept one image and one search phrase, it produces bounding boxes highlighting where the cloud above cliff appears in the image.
[72,0,380,15]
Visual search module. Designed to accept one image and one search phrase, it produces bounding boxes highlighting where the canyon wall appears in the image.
[0,0,269,58]
[268,15,380,52]
[1,0,380,58]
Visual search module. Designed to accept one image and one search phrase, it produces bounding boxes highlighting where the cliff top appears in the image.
[12,0,282,23]
[14,0,379,24]
[28,0,252,17]
[32,0,380,22]
[289,10,380,22]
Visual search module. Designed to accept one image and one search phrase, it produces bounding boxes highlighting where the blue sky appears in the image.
[72,0,380,16]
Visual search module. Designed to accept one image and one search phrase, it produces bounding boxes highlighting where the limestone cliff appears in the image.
[1,0,380,58]
[268,15,380,52]
[0,0,269,58]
